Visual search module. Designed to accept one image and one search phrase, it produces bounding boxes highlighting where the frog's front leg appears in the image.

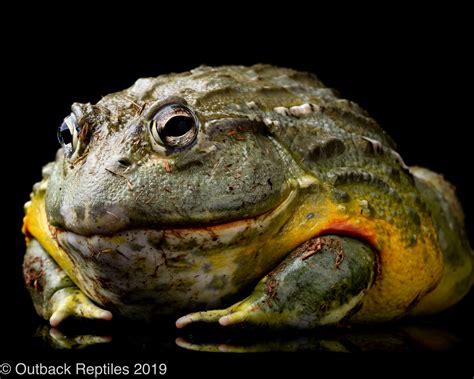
[23,239,113,327]
[176,235,376,329]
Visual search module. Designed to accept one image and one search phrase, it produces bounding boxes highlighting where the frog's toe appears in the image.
[175,309,229,328]
[49,288,112,327]
[218,306,260,326]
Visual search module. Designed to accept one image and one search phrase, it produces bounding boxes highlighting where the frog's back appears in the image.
[108,65,472,318]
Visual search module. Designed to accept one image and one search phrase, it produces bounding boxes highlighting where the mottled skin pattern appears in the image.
[23,65,473,329]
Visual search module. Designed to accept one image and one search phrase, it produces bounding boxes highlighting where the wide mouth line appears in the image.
[53,187,298,239]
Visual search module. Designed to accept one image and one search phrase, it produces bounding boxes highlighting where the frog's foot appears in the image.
[49,288,113,327]
[23,239,113,326]
[176,288,266,328]
[177,235,376,329]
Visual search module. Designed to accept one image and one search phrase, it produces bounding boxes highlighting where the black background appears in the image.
[2,6,473,378]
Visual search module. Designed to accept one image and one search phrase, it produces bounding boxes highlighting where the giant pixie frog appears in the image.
[22,65,473,329]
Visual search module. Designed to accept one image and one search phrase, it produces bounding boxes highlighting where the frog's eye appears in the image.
[149,104,198,149]
[57,114,79,156]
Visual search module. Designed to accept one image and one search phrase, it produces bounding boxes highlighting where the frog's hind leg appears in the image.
[176,235,376,329]
[23,239,113,327]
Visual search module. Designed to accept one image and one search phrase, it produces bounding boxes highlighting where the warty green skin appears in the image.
[24,65,472,327]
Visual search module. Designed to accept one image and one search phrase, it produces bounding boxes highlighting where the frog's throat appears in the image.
[23,182,301,286]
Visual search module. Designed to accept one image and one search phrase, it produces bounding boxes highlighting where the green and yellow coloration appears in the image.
[22,65,473,330]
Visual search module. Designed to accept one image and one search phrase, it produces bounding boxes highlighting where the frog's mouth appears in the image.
[54,186,299,258]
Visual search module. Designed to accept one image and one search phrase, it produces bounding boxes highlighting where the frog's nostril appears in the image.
[118,158,132,167]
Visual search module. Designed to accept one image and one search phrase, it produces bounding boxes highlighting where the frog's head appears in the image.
[46,66,315,238]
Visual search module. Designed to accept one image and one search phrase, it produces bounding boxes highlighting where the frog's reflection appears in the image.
[35,320,460,352]
[174,324,460,352]
[35,327,112,349]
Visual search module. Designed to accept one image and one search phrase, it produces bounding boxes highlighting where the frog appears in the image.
[22,64,473,330]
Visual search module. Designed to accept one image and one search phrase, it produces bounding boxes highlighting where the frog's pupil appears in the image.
[161,116,193,137]
[58,122,72,145]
